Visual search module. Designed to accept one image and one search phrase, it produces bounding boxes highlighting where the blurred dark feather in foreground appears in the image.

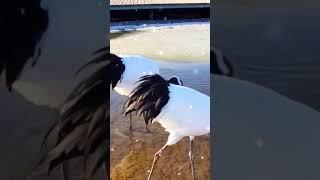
[36,47,109,179]
[1,1,109,179]
[0,0,49,90]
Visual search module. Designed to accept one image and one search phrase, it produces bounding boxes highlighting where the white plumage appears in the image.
[113,55,160,96]
[111,54,160,131]
[154,84,210,145]
[111,54,184,132]
[123,75,210,180]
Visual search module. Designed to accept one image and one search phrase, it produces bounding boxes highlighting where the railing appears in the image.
[110,3,210,22]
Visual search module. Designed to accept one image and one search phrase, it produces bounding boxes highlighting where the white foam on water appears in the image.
[111,20,209,33]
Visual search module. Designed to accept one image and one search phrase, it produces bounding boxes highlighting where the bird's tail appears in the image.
[124,74,170,125]
[35,47,109,177]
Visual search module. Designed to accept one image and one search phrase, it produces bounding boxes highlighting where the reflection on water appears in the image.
[110,62,210,179]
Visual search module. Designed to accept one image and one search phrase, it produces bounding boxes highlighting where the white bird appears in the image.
[124,74,210,180]
[109,53,183,131]
[112,54,160,96]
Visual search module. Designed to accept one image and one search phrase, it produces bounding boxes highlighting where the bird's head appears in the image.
[168,76,183,86]
[109,53,125,89]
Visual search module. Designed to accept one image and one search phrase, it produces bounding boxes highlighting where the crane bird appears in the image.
[108,53,183,132]
[211,47,234,76]
[123,74,210,180]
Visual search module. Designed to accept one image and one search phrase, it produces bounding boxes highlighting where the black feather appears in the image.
[124,74,170,125]
[36,47,110,178]
[75,47,108,75]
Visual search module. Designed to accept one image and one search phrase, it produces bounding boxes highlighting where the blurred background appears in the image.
[213,1,320,179]
[0,0,106,179]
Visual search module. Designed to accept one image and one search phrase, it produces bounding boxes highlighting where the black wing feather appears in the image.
[124,74,170,125]
[36,47,110,178]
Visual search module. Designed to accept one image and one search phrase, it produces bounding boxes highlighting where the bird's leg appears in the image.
[129,113,132,132]
[189,136,195,180]
[147,145,168,180]
[145,124,151,133]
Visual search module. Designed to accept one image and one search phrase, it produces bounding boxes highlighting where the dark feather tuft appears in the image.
[36,47,110,178]
[124,74,170,125]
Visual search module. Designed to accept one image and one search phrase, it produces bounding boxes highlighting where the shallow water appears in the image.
[110,21,210,62]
